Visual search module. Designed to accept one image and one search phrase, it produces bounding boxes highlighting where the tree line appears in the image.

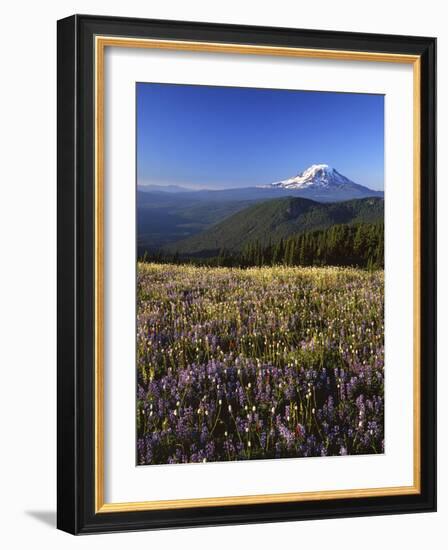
[140,222,384,270]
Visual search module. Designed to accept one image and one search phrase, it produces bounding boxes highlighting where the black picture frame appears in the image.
[57,14,436,534]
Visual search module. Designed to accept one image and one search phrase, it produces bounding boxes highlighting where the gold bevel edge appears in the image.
[413,58,422,494]
[94,35,422,513]
[95,37,105,512]
[96,36,419,64]
[97,486,420,513]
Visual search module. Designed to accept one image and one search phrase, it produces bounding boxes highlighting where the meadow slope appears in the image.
[137,263,384,464]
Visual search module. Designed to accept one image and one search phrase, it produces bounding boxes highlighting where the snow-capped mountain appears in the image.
[262,164,383,201]
[270,164,362,190]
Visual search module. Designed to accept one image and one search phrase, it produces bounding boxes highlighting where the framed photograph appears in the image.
[57,15,436,534]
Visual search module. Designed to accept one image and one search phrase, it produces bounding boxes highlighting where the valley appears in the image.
[137,164,383,254]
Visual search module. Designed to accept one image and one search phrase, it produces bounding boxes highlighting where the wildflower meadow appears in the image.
[137,263,384,465]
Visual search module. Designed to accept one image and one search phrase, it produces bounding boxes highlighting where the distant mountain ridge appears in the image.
[140,164,383,204]
[165,196,384,257]
[138,184,194,193]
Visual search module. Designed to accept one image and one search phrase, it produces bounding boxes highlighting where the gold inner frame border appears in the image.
[94,36,421,513]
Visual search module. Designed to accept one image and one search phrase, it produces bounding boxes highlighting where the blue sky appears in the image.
[137,83,384,191]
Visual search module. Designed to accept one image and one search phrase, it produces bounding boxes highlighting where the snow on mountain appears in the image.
[269,164,366,190]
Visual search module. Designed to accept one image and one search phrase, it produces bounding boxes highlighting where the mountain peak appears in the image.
[305,163,331,172]
[270,164,359,190]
